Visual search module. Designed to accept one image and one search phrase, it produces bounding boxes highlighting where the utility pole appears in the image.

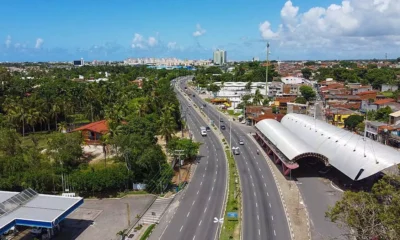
[174,150,185,188]
[229,119,232,157]
[265,42,270,95]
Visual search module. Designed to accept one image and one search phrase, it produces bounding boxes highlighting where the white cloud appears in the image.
[259,21,279,39]
[5,35,11,48]
[167,42,177,49]
[148,37,158,47]
[35,38,44,49]
[193,24,206,37]
[131,33,159,49]
[259,0,400,58]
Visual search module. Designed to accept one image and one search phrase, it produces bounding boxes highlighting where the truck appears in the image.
[200,127,207,136]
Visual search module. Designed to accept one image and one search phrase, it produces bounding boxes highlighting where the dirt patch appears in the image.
[171,163,192,184]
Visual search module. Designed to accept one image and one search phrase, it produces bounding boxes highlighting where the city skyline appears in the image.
[1,0,400,62]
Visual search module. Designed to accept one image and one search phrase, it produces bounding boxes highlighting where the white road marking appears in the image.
[200,181,203,186]
[264,183,267,187]
[259,229,261,235]
[269,203,271,208]
[267,192,269,196]
[254,192,256,197]
[257,215,259,220]
[212,186,214,191]
[193,236,196,240]
[252,182,254,187]
[208,196,211,201]
[274,230,276,236]
[187,212,190,217]
[214,179,216,183]
[262,175,264,179]
[204,207,207,213]
[192,201,195,206]
[247,167,250,171]
[271,215,274,221]
[180,226,183,232]
[197,190,199,195]
[256,202,258,208]
[199,220,202,226]
[259,168,261,171]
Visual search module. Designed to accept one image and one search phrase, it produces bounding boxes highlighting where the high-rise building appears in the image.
[213,49,227,65]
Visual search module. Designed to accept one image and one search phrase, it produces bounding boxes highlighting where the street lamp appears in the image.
[229,119,232,157]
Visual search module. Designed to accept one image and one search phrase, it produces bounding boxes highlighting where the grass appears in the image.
[116,190,148,198]
[140,224,155,240]
[227,110,242,117]
[380,91,394,97]
[220,150,241,240]
[20,131,60,150]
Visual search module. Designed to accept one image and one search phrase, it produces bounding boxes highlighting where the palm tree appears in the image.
[158,105,177,144]
[26,108,41,133]
[57,122,67,133]
[3,97,27,136]
[252,89,264,106]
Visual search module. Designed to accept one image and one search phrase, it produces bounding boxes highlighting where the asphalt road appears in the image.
[183,79,291,240]
[156,77,227,240]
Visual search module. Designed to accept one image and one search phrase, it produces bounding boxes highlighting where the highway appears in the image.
[157,76,227,240]
[181,78,291,240]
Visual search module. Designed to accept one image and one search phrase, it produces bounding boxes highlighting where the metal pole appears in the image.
[230,120,232,157]
[265,42,270,88]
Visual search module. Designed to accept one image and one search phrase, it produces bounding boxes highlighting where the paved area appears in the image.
[140,196,174,224]
[54,195,155,240]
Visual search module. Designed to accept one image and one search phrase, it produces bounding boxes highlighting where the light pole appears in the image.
[229,119,232,157]
[174,150,185,188]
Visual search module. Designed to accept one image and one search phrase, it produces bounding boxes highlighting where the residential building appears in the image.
[274,96,296,114]
[381,84,399,92]
[213,49,227,65]
[266,81,284,98]
[280,76,305,85]
[348,84,373,95]
[325,107,360,128]
[389,111,400,125]
[287,102,308,114]
[73,58,84,67]
[213,82,266,108]
[73,120,109,145]
[282,84,301,96]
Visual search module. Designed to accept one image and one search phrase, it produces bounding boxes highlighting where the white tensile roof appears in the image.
[256,113,400,181]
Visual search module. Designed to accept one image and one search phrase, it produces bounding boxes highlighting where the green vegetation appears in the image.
[295,96,307,104]
[344,115,365,131]
[193,62,279,88]
[140,224,156,240]
[0,65,190,195]
[367,106,393,123]
[326,175,400,240]
[299,85,316,101]
[220,150,241,240]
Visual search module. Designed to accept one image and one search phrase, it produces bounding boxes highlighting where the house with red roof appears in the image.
[72,120,110,145]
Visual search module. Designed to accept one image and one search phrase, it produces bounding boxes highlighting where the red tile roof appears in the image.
[357,91,378,96]
[73,120,109,134]
[374,98,395,105]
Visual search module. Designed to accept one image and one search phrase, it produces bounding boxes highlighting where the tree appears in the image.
[167,137,201,161]
[252,89,264,105]
[295,97,307,104]
[326,176,400,240]
[158,105,177,144]
[46,132,83,171]
[375,106,392,123]
[301,68,312,79]
[207,84,220,93]
[299,85,316,101]
[344,115,364,131]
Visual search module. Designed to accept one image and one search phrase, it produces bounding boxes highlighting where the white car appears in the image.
[239,140,244,145]
[232,147,240,155]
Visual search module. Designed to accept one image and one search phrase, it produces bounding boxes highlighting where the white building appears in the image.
[281,76,305,85]
[213,49,227,65]
[214,82,266,108]
[266,82,284,97]
[381,84,399,92]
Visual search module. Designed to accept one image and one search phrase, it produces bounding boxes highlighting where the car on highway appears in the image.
[206,126,211,132]
[239,139,244,145]
[220,125,226,130]
[192,94,195,97]
[232,147,240,155]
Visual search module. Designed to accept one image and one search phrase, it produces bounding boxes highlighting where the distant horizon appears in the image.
[1,0,400,62]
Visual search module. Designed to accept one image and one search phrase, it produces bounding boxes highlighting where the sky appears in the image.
[1,0,400,62]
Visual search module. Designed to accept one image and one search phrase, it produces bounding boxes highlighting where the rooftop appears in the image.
[73,120,109,134]
[0,189,83,234]
[374,98,395,105]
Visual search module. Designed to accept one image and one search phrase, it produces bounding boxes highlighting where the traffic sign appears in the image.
[227,212,238,218]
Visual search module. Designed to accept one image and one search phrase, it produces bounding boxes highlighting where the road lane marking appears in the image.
[256,202,258,208]
[214,179,216,183]
[187,212,190,217]
[197,190,199,195]
[267,192,269,196]
[274,230,276,236]
[257,215,259,220]
[203,174,205,177]
[259,168,261,171]
[254,192,256,197]
[262,175,264,179]
[180,226,183,232]
[247,167,250,171]
[264,183,267,187]
[204,207,207,213]
[192,201,195,206]
[208,196,211,201]
[252,182,254,187]
[200,181,203,186]
[269,203,271,208]
[199,220,202,226]
[193,236,196,240]
[271,215,274,221]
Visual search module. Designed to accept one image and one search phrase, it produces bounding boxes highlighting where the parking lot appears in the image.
[54,194,156,240]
